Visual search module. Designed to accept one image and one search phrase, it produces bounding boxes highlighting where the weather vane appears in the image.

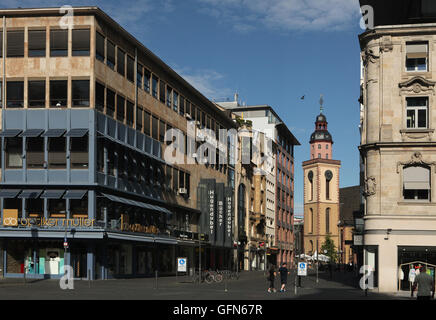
[319,94,324,114]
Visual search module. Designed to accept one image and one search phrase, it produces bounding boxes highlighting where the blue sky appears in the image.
[1,0,364,216]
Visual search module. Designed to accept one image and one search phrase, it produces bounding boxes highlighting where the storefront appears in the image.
[398,246,436,291]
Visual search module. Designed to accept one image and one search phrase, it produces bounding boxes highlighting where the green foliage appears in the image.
[320,234,338,263]
[235,116,252,128]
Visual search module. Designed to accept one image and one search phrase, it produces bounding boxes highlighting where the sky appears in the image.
[0,0,365,217]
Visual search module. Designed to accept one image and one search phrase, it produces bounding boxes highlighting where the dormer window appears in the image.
[406,42,428,72]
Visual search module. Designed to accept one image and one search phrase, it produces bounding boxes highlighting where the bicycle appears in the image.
[204,270,223,283]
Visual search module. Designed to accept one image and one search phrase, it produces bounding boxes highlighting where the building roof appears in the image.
[339,186,361,225]
[310,113,333,144]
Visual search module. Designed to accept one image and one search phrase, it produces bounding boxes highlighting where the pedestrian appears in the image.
[412,265,435,300]
[267,265,276,293]
[278,262,290,292]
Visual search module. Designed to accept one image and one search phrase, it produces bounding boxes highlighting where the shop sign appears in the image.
[120,214,158,234]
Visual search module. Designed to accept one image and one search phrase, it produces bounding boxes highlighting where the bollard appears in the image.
[155,270,158,289]
[225,274,228,292]
[88,269,91,288]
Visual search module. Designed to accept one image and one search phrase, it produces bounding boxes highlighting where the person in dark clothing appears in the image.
[267,265,276,293]
[412,265,435,300]
[278,263,290,292]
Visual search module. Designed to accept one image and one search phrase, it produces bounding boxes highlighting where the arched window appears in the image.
[308,171,314,201]
[326,208,330,234]
[403,165,430,200]
[310,208,314,234]
[325,170,333,200]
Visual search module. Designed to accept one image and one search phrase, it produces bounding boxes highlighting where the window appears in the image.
[152,75,158,98]
[403,165,430,201]
[406,42,428,72]
[48,199,66,218]
[107,40,115,69]
[318,144,321,149]
[137,106,143,132]
[27,199,43,218]
[117,95,125,122]
[173,168,179,191]
[50,80,67,108]
[144,111,151,136]
[309,208,313,234]
[27,137,44,168]
[72,29,90,56]
[96,32,105,62]
[72,80,90,107]
[28,30,46,57]
[152,116,159,140]
[173,91,179,112]
[7,30,24,57]
[318,153,321,159]
[406,97,428,129]
[159,120,166,142]
[95,82,105,112]
[7,81,24,108]
[71,136,89,169]
[107,88,115,118]
[50,29,68,57]
[159,80,166,103]
[117,47,125,76]
[127,55,135,82]
[326,208,330,233]
[144,69,151,93]
[28,80,46,108]
[48,137,66,169]
[126,100,134,127]
[137,64,143,88]
[0,31,2,58]
[71,194,88,218]
[326,144,329,149]
[5,137,22,168]
[166,85,172,108]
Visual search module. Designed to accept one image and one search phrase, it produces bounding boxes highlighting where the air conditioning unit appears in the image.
[178,188,187,195]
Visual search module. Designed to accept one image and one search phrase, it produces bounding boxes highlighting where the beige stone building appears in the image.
[359,0,436,292]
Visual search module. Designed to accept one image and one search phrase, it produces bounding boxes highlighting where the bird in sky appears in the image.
[300,95,305,100]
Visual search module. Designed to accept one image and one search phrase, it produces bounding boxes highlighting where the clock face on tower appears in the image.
[325,170,333,181]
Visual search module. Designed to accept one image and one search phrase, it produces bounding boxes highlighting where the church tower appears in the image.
[302,98,341,258]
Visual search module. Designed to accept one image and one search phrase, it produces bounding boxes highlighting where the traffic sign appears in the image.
[177,257,187,272]
[298,262,307,276]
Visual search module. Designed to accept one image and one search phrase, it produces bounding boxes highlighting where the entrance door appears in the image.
[70,250,87,279]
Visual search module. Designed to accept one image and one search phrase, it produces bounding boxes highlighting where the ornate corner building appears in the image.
[359,0,436,292]
[302,111,341,257]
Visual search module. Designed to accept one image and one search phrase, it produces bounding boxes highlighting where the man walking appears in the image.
[412,265,435,300]
[278,262,290,292]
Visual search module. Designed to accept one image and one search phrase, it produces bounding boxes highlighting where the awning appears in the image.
[19,129,44,137]
[18,190,43,199]
[407,43,428,59]
[404,166,430,190]
[0,129,22,137]
[102,193,172,214]
[0,189,21,198]
[40,190,65,199]
[42,129,66,137]
[63,190,87,199]
[66,129,89,137]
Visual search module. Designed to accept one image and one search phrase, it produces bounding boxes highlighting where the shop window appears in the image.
[144,69,151,93]
[7,30,24,57]
[7,81,24,108]
[5,137,23,168]
[107,39,116,69]
[137,63,143,88]
[72,80,90,107]
[127,55,135,82]
[28,30,46,57]
[144,110,151,136]
[48,199,66,218]
[70,135,89,169]
[50,80,67,107]
[96,32,105,62]
[95,82,105,112]
[403,165,430,201]
[50,29,68,57]
[117,95,125,122]
[126,100,134,127]
[27,137,44,168]
[71,194,88,218]
[48,137,66,169]
[106,88,115,118]
[72,29,90,56]
[27,198,43,218]
[28,80,46,108]
[117,47,125,76]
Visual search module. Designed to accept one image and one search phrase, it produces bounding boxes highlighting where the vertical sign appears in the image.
[207,180,216,244]
[224,187,234,248]
[216,183,225,247]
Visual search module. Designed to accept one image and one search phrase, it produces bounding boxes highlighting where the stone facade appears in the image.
[360,23,436,292]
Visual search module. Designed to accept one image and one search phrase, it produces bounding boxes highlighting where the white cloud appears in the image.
[196,0,362,32]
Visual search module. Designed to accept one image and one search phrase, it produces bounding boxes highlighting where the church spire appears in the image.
[319,94,324,114]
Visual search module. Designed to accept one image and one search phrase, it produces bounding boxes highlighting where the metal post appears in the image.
[155,270,158,289]
[88,269,91,288]
[198,238,201,284]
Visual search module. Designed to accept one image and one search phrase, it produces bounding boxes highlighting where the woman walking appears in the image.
[267,265,277,293]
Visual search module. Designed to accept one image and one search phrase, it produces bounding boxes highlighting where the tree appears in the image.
[320,234,338,263]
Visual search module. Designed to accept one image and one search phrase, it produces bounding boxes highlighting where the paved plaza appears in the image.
[0,270,414,300]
